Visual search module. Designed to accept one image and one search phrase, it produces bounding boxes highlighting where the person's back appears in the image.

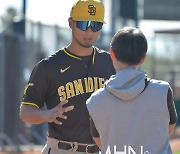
[87,27,177,154]
[88,70,172,153]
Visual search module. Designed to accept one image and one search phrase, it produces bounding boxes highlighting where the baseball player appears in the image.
[19,0,115,154]
[87,27,177,154]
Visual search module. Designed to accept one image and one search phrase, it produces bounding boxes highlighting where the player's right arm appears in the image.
[20,100,74,125]
[19,61,74,125]
[169,124,176,136]
[89,116,101,149]
[167,87,178,136]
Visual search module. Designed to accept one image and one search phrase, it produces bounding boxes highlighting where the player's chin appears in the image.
[83,44,93,48]
[83,40,95,48]
[81,42,94,48]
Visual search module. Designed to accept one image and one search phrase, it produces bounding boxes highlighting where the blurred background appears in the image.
[0,0,180,153]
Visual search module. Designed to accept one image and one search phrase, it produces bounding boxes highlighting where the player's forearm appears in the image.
[19,104,48,124]
[169,124,176,136]
[93,137,101,149]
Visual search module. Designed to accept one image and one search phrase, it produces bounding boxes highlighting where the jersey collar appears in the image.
[63,47,96,64]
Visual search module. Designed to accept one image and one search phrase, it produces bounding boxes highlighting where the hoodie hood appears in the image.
[105,69,146,101]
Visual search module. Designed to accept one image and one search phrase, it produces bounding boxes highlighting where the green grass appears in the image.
[173,151,180,154]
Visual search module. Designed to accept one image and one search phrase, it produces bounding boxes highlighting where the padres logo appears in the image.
[88,5,96,15]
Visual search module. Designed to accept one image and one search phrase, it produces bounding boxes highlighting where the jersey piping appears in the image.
[22,102,40,108]
[63,47,96,64]
[63,49,82,60]
[92,49,96,64]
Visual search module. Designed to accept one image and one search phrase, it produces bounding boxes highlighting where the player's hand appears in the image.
[45,100,74,125]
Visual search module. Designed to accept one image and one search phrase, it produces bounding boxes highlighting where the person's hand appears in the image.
[45,100,74,125]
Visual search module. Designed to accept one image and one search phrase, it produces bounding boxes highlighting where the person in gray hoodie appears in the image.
[86,27,177,154]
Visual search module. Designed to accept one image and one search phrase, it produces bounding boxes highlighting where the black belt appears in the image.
[58,141,99,153]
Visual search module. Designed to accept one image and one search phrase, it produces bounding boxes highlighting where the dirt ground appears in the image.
[170,138,180,151]
[170,127,180,151]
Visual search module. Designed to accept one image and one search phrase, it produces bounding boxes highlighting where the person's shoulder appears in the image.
[91,87,107,98]
[149,79,170,91]
[45,49,64,61]
[94,47,109,55]
[150,79,169,86]
[38,49,64,65]
[94,47,110,55]
[86,87,108,110]
[94,47,112,64]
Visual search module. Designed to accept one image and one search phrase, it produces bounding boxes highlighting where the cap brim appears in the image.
[71,17,106,24]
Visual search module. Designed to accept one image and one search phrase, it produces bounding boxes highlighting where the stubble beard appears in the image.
[76,37,95,48]
[78,41,93,48]
[73,33,96,48]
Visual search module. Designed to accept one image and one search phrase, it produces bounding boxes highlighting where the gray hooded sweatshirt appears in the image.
[87,69,172,154]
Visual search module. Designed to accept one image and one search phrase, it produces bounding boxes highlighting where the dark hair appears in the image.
[110,27,148,65]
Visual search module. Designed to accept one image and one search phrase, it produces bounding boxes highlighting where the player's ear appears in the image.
[68,17,73,29]
[139,56,146,65]
[110,47,115,61]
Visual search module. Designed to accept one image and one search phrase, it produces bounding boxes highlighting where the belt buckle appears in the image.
[86,145,92,154]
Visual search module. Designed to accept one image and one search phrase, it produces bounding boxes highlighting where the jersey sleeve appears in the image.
[22,61,49,108]
[90,116,100,138]
[167,86,178,124]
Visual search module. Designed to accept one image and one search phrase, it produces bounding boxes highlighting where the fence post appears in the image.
[0,34,5,148]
